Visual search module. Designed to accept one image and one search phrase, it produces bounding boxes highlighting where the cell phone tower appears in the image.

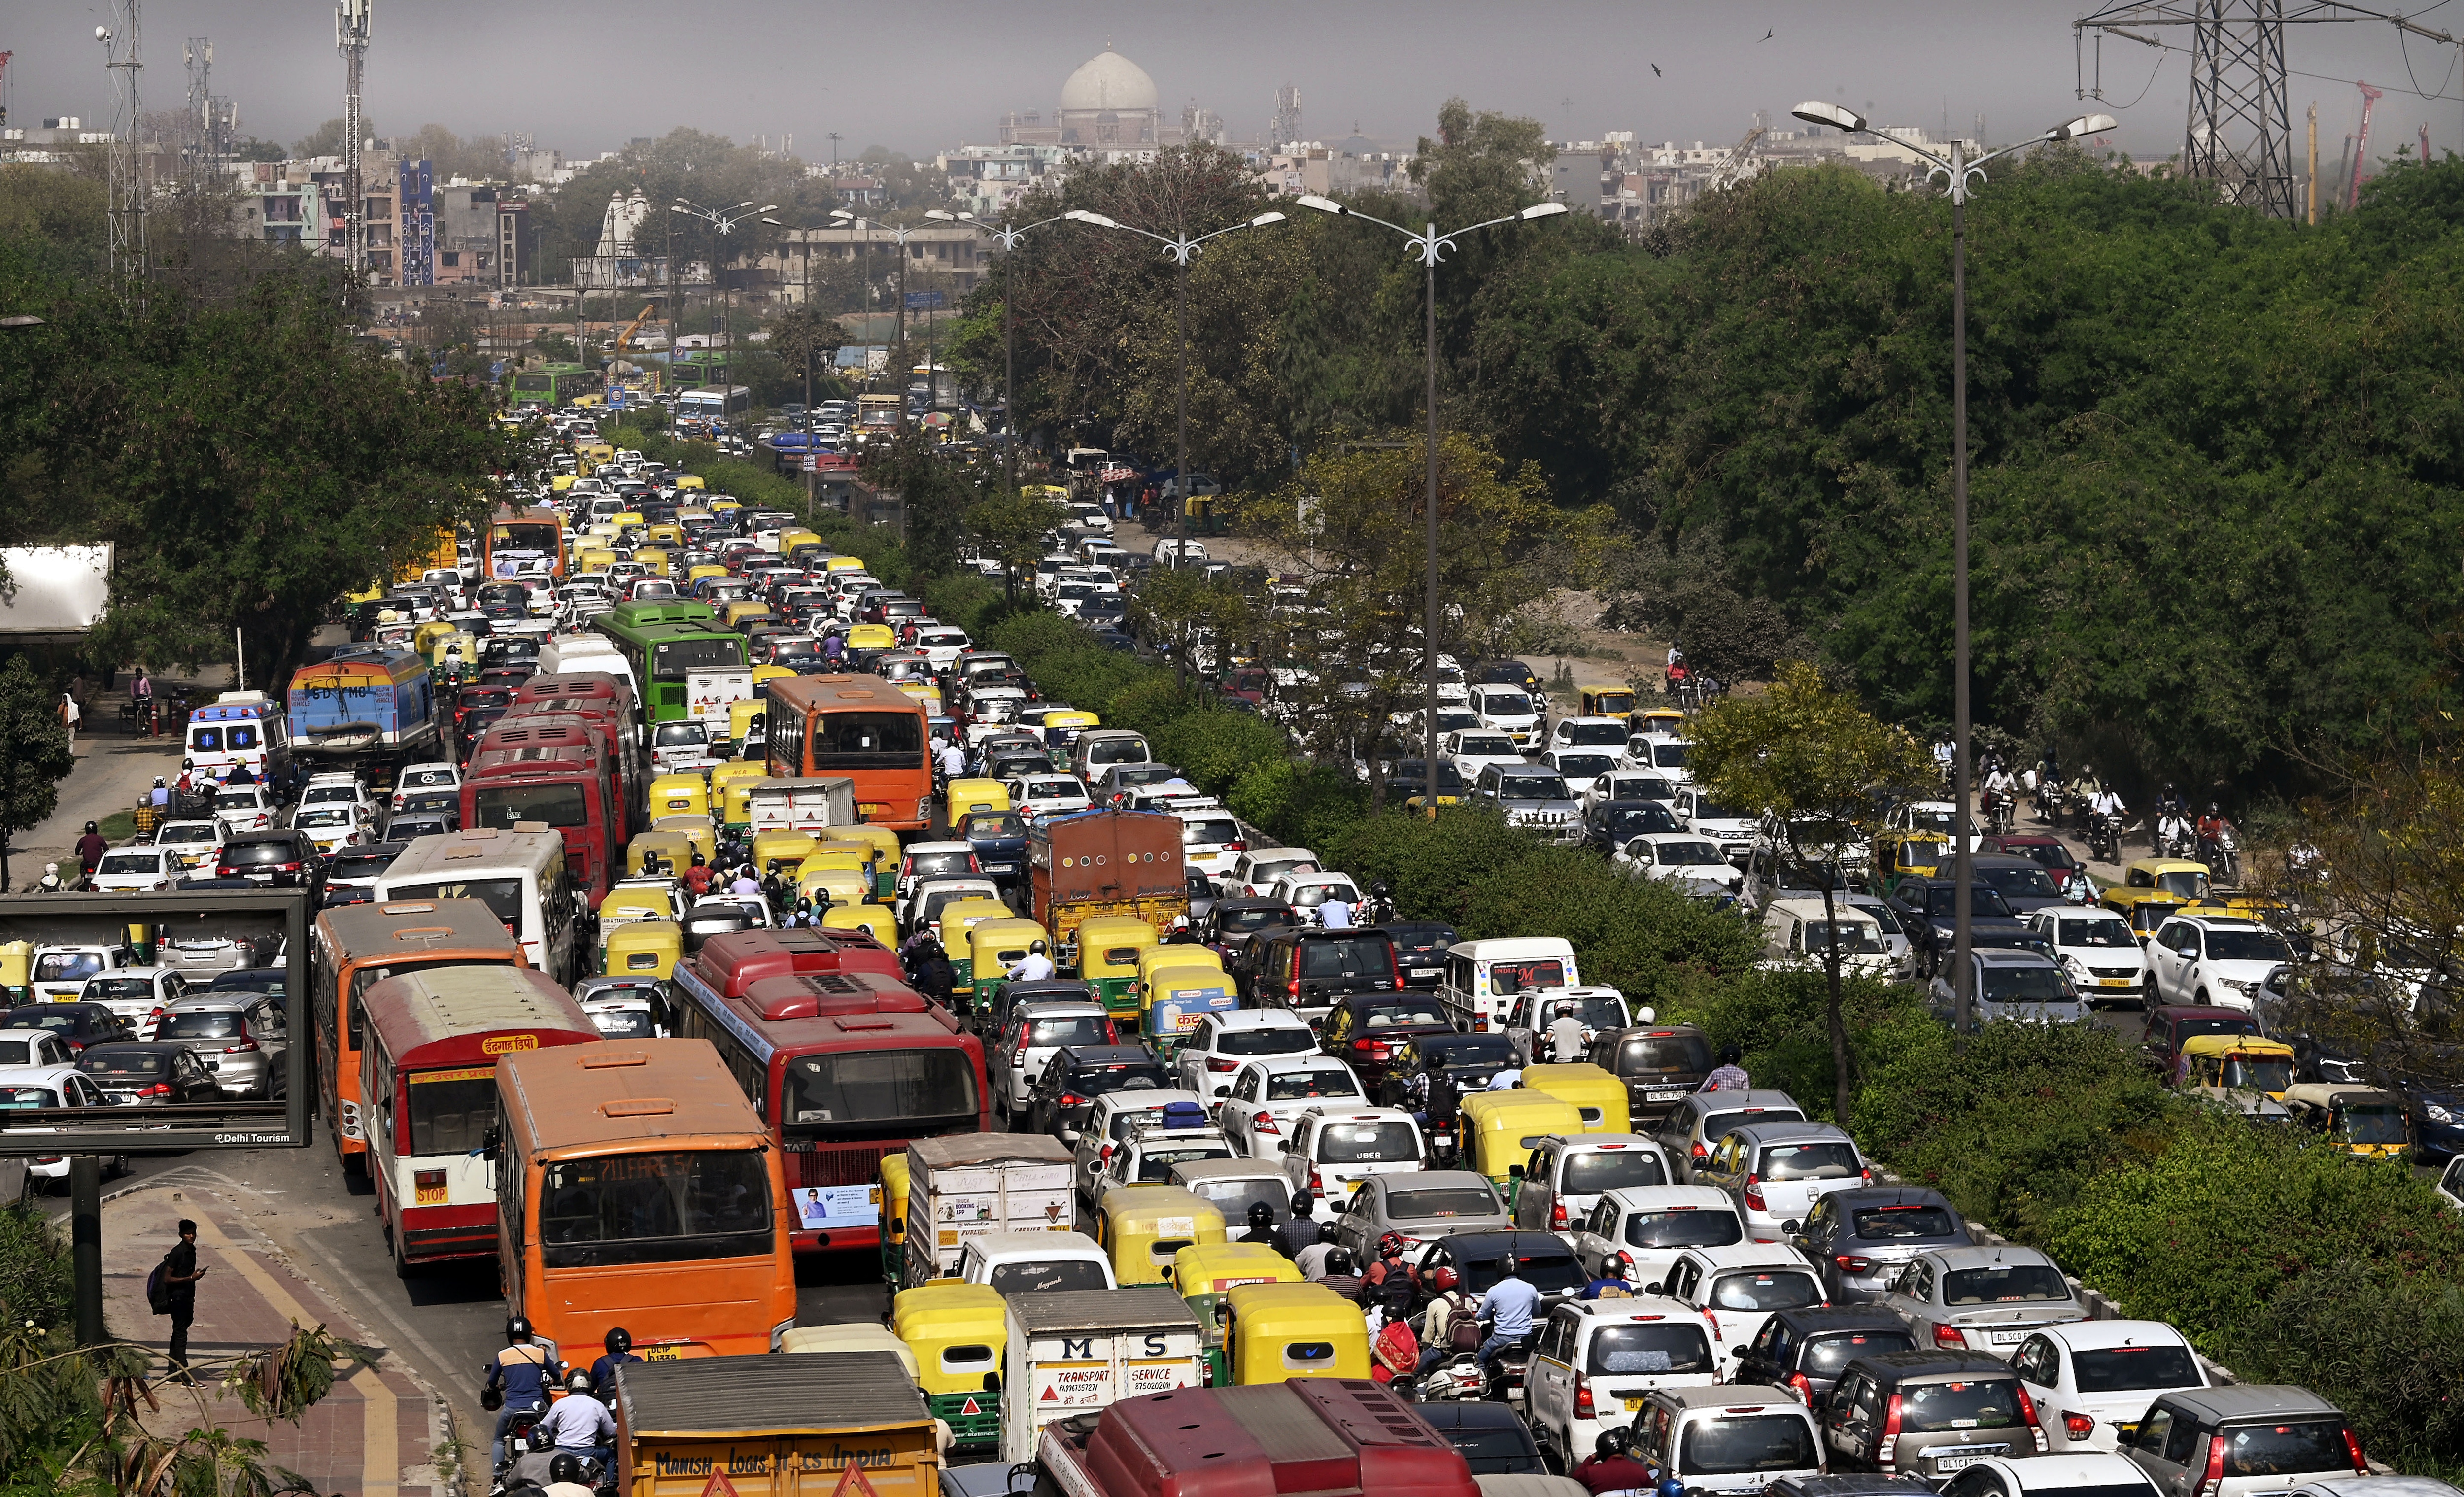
[338,0,372,287]
[99,0,148,291]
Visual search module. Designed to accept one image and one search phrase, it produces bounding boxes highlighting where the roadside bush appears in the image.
[2043,1111,2464,1350]
[2225,1259,2464,1478]
[0,1205,72,1331]
[1675,967,1924,1123]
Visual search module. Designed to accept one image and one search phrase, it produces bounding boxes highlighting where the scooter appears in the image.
[1411,1353,1486,1403]
[1424,1119,1460,1170]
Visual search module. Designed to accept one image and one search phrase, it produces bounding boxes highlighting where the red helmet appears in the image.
[1377,1232,1407,1258]
[1429,1267,1461,1293]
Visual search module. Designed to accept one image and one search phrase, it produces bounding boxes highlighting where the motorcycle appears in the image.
[1410,1353,1486,1404]
[2088,813,2121,865]
[1480,1327,1540,1405]
[1424,1119,1460,1170]
[2203,827,2242,887]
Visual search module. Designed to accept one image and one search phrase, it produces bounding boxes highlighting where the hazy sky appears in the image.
[16,0,2461,166]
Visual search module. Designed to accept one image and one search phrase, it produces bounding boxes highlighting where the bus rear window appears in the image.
[537,1149,773,1267]
[390,878,525,925]
[809,712,924,769]
[786,1049,977,1132]
[472,783,589,829]
[408,1072,495,1156]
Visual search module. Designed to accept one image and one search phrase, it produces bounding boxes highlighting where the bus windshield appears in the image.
[783,1049,977,1134]
[537,1149,773,1267]
[472,783,589,829]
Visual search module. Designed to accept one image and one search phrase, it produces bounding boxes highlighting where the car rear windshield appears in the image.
[986,1259,1111,1295]
[1943,1264,2071,1304]
[1587,1322,1713,1376]
[1759,1142,1861,1180]
[1977,866,2060,900]
[1620,1035,1713,1074]
[98,852,162,874]
[2059,918,2135,948]
[0,1085,62,1107]
[79,1051,170,1077]
[1135,1145,1233,1181]
[1560,1150,1667,1195]
[1800,1329,1916,1375]
[1077,1063,1169,1096]
[1899,1378,2023,1431]
[329,848,404,880]
[1266,1070,1360,1101]
[1982,965,2071,1004]
[1217,1027,1317,1057]
[2217,1419,2352,1475]
[222,841,300,866]
[158,1012,241,1040]
[1353,997,1446,1027]
[1854,1205,1958,1240]
[84,977,156,1000]
[1624,1208,1744,1249]
[1386,1186,1498,1221]
[1298,936,1395,981]
[1711,1270,1823,1312]
[1426,1036,1519,1069]
[2072,1344,2202,1393]
[1027,1017,1111,1048]
[1678,1414,1816,1475]
[1462,1250,1584,1294]
[1315,1120,1419,1163]
[34,953,103,981]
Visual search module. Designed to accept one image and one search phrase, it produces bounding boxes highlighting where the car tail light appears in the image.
[1833,1254,1873,1274]
[1931,1321,1968,1350]
[415,1168,447,1191]
[1097,1145,1113,1162]
[1573,1373,1593,1420]
[1227,840,1247,853]
[32,1156,62,1166]
[1860,1167,1873,1184]
[138,1083,171,1098]
[1878,1394,1905,1470]
[2196,1433,2227,1497]
[1251,1111,1280,1134]
[1288,978,1301,999]
[1307,1167,1324,1193]
[2015,1380,2047,1452]
[2342,1428,2368,1474]
[1060,1092,1086,1107]
[1691,1141,1710,1161]
[1744,1174,1766,1212]
[1206,1057,1241,1072]
[2061,1411,2095,1442]
[1786,1371,1813,1405]
[228,1026,259,1053]
[1550,1200,1570,1231]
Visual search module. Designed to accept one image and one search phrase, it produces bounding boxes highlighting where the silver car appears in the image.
[1650,1090,1808,1183]
[1878,1246,2089,1360]
[1328,1169,1513,1263]
[154,994,289,1099]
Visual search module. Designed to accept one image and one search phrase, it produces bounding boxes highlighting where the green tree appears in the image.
[288,117,363,158]
[0,656,73,893]
[1685,661,1933,1123]
[858,429,980,586]
[767,306,846,408]
[965,489,1068,600]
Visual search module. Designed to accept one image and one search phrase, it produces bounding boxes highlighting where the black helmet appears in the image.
[1248,1201,1275,1228]
[1325,1247,1355,1276]
[566,1368,594,1395]
[527,1423,555,1451]
[84,821,98,835]
[548,1455,584,1485]
[1597,1427,1636,1459]
[2207,802,2221,815]
[1030,939,1047,954]
[1289,1190,1313,1216]
[1370,880,1391,896]
[506,1315,533,1341]
[605,1327,632,1354]
[1719,1045,1742,1065]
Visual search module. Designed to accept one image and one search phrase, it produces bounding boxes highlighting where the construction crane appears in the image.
[0,51,14,134]
[612,302,655,354]
[1702,124,1767,194]
[2347,79,2383,210]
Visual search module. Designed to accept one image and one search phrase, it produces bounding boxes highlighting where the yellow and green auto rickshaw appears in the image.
[1074,915,1159,1012]
[969,917,1050,1007]
[1169,1242,1304,1386]
[776,1322,920,1376]
[828,822,904,896]
[1134,945,1225,1023]
[726,697,766,753]
[1094,1186,1227,1287]
[1141,965,1239,1055]
[1579,685,1639,719]
[890,1283,1006,1449]
[599,919,681,981]
[750,828,820,879]
[1460,1092,1587,1189]
[625,829,695,878]
[2281,1083,2412,1159]
[822,902,895,943]
[798,866,874,913]
[1222,1282,1371,1385]
[708,760,768,833]
[650,814,715,864]
[647,772,712,822]
[936,898,1014,990]
[944,777,1010,823]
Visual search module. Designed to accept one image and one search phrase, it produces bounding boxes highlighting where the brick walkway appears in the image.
[105,1178,457,1497]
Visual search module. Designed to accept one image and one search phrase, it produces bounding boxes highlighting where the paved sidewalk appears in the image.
[103,1172,459,1497]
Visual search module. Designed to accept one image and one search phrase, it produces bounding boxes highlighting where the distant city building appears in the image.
[754,221,987,305]
[1268,85,1303,152]
[1000,49,1192,159]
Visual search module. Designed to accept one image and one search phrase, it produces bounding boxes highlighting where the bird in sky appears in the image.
[1650,62,1662,76]
[1759,27,1775,41]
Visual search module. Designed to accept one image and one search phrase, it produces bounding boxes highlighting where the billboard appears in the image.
[0,891,312,1155]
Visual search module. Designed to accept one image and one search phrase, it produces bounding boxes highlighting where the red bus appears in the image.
[764,674,934,832]
[358,965,600,1267]
[671,929,985,1252]
[510,671,639,737]
[461,724,618,906]
[492,703,641,841]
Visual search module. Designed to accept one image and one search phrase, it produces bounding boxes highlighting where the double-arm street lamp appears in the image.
[1787,99,2113,1040]
[1063,207,1288,562]
[926,207,1068,492]
[1290,193,1570,817]
[832,207,942,424]
[670,198,776,384]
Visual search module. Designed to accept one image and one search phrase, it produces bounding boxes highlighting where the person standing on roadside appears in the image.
[59,692,80,754]
[163,1219,207,1382]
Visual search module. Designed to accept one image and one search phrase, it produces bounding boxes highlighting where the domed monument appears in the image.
[1001,47,1187,152]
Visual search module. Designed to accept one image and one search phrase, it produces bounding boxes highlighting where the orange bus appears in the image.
[764,674,934,831]
[495,1038,797,1363]
[483,503,566,582]
[359,966,600,1269]
[309,899,528,1169]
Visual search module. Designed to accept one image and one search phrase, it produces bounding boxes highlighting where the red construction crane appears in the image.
[2348,80,2385,211]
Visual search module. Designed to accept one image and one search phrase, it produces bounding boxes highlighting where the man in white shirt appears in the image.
[1546,1004,1588,1065]
[1005,941,1057,983]
[938,741,967,780]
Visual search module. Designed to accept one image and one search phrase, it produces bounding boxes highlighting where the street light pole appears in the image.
[834,207,929,430]
[1290,194,1570,818]
[1790,101,2112,1045]
[1064,207,1289,563]
[929,208,1066,494]
[671,198,775,399]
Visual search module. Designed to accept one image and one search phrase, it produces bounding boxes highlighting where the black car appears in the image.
[1409,1402,1545,1475]
[324,840,412,887]
[386,811,457,841]
[1386,759,1468,809]
[1583,798,1682,855]
[1420,1229,1587,1309]
[1,1002,135,1053]
[1884,879,2047,978]
[1791,1186,1972,1303]
[1204,897,1298,972]
[216,830,325,893]
[75,1041,224,1104]
[1766,1478,1936,1497]
[1027,1043,1171,1142]
[1589,1023,1716,1123]
[1735,1306,1919,1406]
[1320,990,1455,1090]
[1967,854,2069,917]
[1243,927,1402,1015]
[985,750,1050,783]
[1379,920,1458,989]
[1398,1032,1522,1092]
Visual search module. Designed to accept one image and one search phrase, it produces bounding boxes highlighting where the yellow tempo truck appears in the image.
[612,1350,940,1497]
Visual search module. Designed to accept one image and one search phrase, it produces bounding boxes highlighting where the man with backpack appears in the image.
[1415,1266,1480,1374]
[154,1219,208,1383]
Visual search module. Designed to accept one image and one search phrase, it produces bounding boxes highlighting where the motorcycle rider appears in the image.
[2197,803,2234,871]
[1005,939,1057,983]
[2155,803,2195,859]
[1572,1427,1661,1497]
[588,1327,642,1401]
[484,1316,557,1467]
[503,1422,562,1491]
[1317,890,1356,930]
[1983,762,2019,829]
[1414,1265,1479,1375]
[1356,1232,1416,1307]
[533,1368,616,1473]
[539,1453,598,1497]
[1275,1192,1326,1257]
[1239,1200,1281,1248]
[2088,783,2128,855]
[1474,1259,1542,1377]
[1362,880,1398,926]
[1547,1002,1589,1065]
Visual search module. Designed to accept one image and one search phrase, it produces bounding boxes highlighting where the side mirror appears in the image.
[1508,1163,1525,1180]
[2176,947,2198,962]
[1645,1281,1666,1296]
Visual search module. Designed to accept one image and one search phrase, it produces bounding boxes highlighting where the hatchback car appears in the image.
[1572,1184,1748,1285]
[1527,1295,1722,1464]
[75,1041,223,1104]
[89,844,179,892]
[1004,773,1094,823]
[1928,950,2090,1028]
[2010,1320,2208,1454]
[1278,1106,1428,1202]
[1818,1349,2048,1483]
[1170,1009,1319,1100]
[150,818,226,873]
[989,1000,1118,1123]
[216,830,323,891]
[76,967,194,1041]
[1071,1087,1211,1199]
[2026,907,2150,1006]
[1791,1186,1972,1303]
[155,994,288,1098]
[28,944,137,1004]
[211,783,276,834]
[1512,1133,1674,1233]
[1737,1304,1921,1407]
[1026,1043,1171,1144]
[1381,920,1459,989]
[0,1030,80,1068]
[1086,1119,1238,1206]
[1635,1384,1825,1494]
[1618,834,1748,895]
[1408,1402,1546,1477]
[1217,1055,1367,1156]
[1877,1246,2089,1359]
[2117,1385,2366,1497]
[1694,1121,1872,1241]
[1656,1243,1831,1373]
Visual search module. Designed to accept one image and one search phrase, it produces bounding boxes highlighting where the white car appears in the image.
[1614,834,1745,895]
[1569,1184,1749,1286]
[912,627,973,670]
[1467,683,1542,748]
[1216,1055,1367,1156]
[1217,846,1320,900]
[1176,804,1246,878]
[1940,1454,2161,1497]
[1671,786,1759,864]
[151,819,226,873]
[1889,798,1984,850]
[648,718,714,772]
[1005,773,1094,823]
[1540,748,1622,789]
[2010,1320,2209,1454]
[0,1030,80,1067]
[2027,907,2150,1005]
[1581,770,1676,814]
[290,802,373,855]
[211,783,276,834]
[1172,1010,1320,1100]
[29,944,137,1003]
[0,1066,128,1184]
[1549,715,1632,753]
[1526,1296,1722,1466]
[1275,1106,1427,1202]
[1074,1089,1213,1198]
[2146,915,2294,1011]
[77,967,194,1040]
[1622,734,1693,785]
[1087,1121,1238,1206]
[297,775,376,819]
[390,760,463,812]
[1653,1243,1830,1375]
[1443,728,1525,782]
[89,845,178,892]
[1266,871,1362,920]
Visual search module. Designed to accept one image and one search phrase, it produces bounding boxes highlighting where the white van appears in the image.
[1527,1297,1722,1465]
[1755,898,1896,980]
[957,1230,1117,1294]
[1440,936,1581,1035]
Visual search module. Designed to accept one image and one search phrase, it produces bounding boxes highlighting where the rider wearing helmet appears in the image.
[485,1316,556,1467]
[1356,1232,1414,1306]
[1005,938,1056,983]
[589,1327,642,1401]
[534,1366,617,1472]
[541,1453,597,1497]
[1275,1191,1325,1257]
[1572,1426,1660,1497]
[1240,1199,1280,1248]
[505,1421,562,1490]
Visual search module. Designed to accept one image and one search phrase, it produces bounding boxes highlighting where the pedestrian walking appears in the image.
[160,1219,207,1382]
[59,691,80,754]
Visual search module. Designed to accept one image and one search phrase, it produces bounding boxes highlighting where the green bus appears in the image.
[591,603,747,725]
[511,363,604,408]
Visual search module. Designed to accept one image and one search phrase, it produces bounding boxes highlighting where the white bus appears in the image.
[372,829,582,987]
[675,385,751,423]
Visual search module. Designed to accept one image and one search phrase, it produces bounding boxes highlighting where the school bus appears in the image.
[495,1038,798,1362]
[359,966,600,1268]
[310,899,528,1169]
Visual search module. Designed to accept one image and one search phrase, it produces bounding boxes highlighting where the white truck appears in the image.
[746,776,858,835]
[903,1134,1078,1289]
[999,1287,1206,1465]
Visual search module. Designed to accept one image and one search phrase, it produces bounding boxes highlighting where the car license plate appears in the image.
[1647,1089,1685,1103]
[1411,968,1438,980]
[1932,1452,1996,1472]
[203,1061,220,1071]
[1621,1395,1648,1410]
[2100,978,2134,987]
[1989,1327,2029,1344]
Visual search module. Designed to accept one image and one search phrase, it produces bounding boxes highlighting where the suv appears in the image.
[1591,1024,1718,1127]
[1817,1349,2048,1483]
[1087,1118,1237,1205]
[216,830,324,891]
[1277,1105,1426,1202]
[1526,1296,1721,1465]
[1470,763,1582,843]
[1635,1385,1826,1494]
[1692,1121,1871,1242]
[1790,1185,1972,1303]
[1318,990,1452,1091]
[1244,928,1401,1028]
[2117,1386,2364,1496]
[1654,1243,1831,1375]
[2147,915,2295,1012]
[1735,1305,1919,1407]
[1927,950,2089,1027]
[989,1000,1117,1123]
[1887,878,2049,979]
